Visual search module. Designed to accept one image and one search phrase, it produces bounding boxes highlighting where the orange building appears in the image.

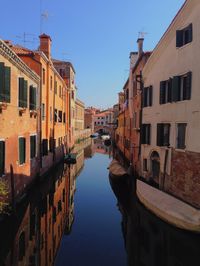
[0,39,40,200]
[8,34,69,175]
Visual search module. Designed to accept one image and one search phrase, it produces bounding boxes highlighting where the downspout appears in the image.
[53,73,56,162]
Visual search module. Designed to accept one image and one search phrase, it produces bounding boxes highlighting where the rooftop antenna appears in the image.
[40,0,49,34]
[15,33,37,47]
[138,31,148,39]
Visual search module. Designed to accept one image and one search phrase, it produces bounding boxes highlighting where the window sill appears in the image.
[175,148,186,153]
[176,41,192,50]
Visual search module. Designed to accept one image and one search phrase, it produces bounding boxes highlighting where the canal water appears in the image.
[0,138,200,266]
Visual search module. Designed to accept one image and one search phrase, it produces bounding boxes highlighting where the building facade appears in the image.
[141,0,200,208]
[0,39,40,200]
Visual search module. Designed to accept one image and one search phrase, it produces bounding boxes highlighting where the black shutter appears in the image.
[0,63,5,102]
[149,86,153,106]
[157,124,163,146]
[0,141,5,176]
[19,78,24,107]
[172,76,180,102]
[185,71,192,100]
[176,30,183,47]
[188,23,193,43]
[167,78,173,103]
[23,80,28,108]
[160,81,165,104]
[4,67,11,103]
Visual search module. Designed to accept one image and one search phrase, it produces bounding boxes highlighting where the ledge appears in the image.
[136,180,200,232]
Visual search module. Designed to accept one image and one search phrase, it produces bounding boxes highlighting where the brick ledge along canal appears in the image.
[0,138,200,266]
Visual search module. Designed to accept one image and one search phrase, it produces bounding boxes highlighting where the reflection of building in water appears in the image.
[0,164,70,266]
[93,139,111,155]
[109,178,200,266]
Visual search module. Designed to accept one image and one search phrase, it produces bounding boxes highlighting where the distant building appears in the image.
[93,108,114,134]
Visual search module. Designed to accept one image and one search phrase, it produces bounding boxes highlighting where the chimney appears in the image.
[137,38,144,57]
[39,34,52,59]
[129,52,138,69]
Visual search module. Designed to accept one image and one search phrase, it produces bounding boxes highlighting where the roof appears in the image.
[4,41,35,56]
[52,58,76,74]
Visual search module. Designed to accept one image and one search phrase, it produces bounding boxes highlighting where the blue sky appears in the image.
[1,0,185,109]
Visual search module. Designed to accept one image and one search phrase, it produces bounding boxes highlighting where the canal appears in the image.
[0,138,200,266]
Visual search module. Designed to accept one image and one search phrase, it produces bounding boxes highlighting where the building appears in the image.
[115,92,125,154]
[53,59,77,149]
[141,0,200,208]
[93,108,114,134]
[0,39,40,200]
[84,107,99,132]
[8,34,69,175]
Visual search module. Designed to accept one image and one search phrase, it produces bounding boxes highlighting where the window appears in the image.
[160,79,172,104]
[42,68,45,85]
[19,137,26,165]
[0,63,11,103]
[42,103,45,120]
[29,86,36,110]
[50,76,53,90]
[18,78,28,108]
[55,81,57,94]
[143,86,152,107]
[54,109,57,122]
[30,135,36,159]
[176,24,192,48]
[0,141,5,176]
[63,112,66,123]
[141,124,151,144]
[176,123,187,149]
[157,123,170,147]
[58,111,62,122]
[59,86,61,97]
[172,72,192,102]
[42,139,48,156]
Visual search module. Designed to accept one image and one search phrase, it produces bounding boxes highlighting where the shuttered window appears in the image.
[0,141,5,176]
[177,123,187,149]
[160,79,172,104]
[0,63,11,103]
[63,112,66,123]
[176,24,193,48]
[30,135,36,159]
[58,111,62,123]
[143,86,152,107]
[172,72,192,102]
[18,78,28,108]
[42,139,48,156]
[141,124,151,145]
[157,123,170,147]
[29,86,36,110]
[54,109,57,122]
[19,137,26,165]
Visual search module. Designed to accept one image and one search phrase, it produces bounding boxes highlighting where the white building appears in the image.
[141,0,200,208]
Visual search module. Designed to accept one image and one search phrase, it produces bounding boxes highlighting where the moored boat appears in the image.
[64,153,77,165]
[108,159,129,180]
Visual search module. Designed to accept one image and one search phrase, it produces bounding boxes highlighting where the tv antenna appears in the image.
[15,33,37,47]
[138,31,148,39]
[40,0,50,34]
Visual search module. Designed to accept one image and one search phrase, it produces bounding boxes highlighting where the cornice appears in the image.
[0,40,40,84]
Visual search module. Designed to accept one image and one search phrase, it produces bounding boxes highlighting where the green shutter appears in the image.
[188,24,193,43]
[4,67,11,103]
[30,136,36,159]
[33,87,36,110]
[29,86,33,110]
[0,141,5,176]
[23,80,28,108]
[185,72,192,100]
[149,86,153,106]
[167,79,173,103]
[172,76,180,102]
[160,81,165,104]
[0,63,5,102]
[19,138,26,164]
[176,30,183,47]
[19,78,24,107]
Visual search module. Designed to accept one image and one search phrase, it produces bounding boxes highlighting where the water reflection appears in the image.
[0,138,112,266]
[109,176,200,266]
